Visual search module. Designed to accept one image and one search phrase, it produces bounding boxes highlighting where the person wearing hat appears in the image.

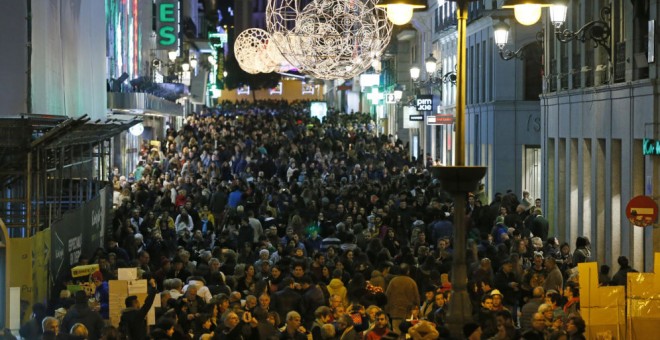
[494,257,520,325]
[522,252,547,299]
[489,289,507,312]
[91,271,109,319]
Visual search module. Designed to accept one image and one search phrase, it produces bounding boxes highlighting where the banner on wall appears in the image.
[51,186,110,289]
[9,238,32,323]
[32,228,51,306]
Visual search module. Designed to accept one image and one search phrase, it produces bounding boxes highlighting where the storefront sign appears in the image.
[156,0,179,50]
[643,138,660,155]
[427,114,455,125]
[416,95,433,111]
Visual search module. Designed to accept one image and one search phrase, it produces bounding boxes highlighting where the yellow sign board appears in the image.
[71,264,99,278]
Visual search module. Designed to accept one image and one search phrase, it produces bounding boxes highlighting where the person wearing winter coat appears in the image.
[326,270,348,307]
[384,264,420,334]
[61,291,105,340]
[119,278,157,340]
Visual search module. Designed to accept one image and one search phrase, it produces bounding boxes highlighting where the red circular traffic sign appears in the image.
[626,195,658,227]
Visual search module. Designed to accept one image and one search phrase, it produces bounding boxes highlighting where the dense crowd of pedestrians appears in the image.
[15,100,634,339]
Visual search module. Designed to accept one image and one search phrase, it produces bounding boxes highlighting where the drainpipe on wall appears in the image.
[26,0,32,113]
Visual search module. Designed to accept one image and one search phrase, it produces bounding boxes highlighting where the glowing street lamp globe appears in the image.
[549,0,568,28]
[385,4,414,25]
[493,21,510,49]
[409,66,420,81]
[376,0,427,26]
[425,54,438,74]
[502,0,552,26]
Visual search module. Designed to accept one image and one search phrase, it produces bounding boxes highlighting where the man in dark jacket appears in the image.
[529,208,549,241]
[493,257,520,324]
[270,277,302,323]
[119,278,158,340]
[611,255,637,287]
[61,291,105,340]
[299,275,325,328]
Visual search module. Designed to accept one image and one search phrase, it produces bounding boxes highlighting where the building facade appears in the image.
[427,0,659,271]
[541,0,659,271]
[409,1,543,201]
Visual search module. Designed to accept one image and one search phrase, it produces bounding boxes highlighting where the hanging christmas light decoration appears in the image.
[266,0,392,79]
[234,28,271,74]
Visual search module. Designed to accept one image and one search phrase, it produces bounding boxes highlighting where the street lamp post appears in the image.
[493,20,544,60]
[431,1,486,337]
[382,1,486,337]
[503,0,612,56]
[410,54,457,88]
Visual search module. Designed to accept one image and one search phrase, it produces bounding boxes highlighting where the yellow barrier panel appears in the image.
[578,262,626,339]
[627,253,660,339]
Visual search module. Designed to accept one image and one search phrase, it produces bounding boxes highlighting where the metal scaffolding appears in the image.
[0,114,140,237]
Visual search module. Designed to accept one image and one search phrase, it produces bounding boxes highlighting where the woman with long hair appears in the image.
[236,264,257,296]
[346,273,367,307]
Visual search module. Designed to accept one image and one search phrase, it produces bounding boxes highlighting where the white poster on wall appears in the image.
[346,91,360,114]
[403,106,421,129]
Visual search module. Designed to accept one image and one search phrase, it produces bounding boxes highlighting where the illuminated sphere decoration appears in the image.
[267,0,392,79]
[264,37,294,72]
[234,28,295,74]
[234,28,271,74]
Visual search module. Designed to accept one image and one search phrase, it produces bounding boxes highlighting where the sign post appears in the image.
[626,195,658,227]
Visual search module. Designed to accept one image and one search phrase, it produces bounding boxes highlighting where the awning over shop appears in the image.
[0,114,140,173]
[30,115,142,149]
[107,92,185,117]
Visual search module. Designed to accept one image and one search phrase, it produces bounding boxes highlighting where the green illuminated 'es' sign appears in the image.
[643,138,660,156]
[157,0,178,49]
